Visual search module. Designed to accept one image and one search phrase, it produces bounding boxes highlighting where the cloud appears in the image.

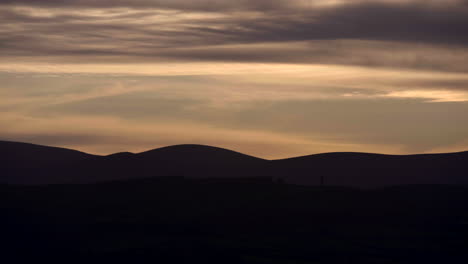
[0,0,296,11]
[2,0,468,157]
[2,63,468,111]
[1,0,468,70]
[384,90,468,102]
[1,0,467,10]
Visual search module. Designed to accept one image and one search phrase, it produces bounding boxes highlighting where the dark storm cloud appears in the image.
[0,0,292,11]
[1,0,468,71]
[235,3,468,45]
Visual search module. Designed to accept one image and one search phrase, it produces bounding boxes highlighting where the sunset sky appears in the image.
[1,0,468,158]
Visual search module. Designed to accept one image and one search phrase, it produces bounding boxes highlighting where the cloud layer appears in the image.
[1,0,468,157]
[2,0,468,61]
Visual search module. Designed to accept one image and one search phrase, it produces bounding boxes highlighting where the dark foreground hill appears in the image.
[2,141,468,263]
[3,180,468,263]
[1,140,468,187]
[0,141,267,184]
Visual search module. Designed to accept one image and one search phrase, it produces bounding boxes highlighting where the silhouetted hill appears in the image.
[106,152,135,158]
[1,141,268,184]
[139,144,262,162]
[133,144,267,178]
[2,142,468,262]
[274,151,468,187]
[0,140,96,184]
[1,140,468,187]
[0,140,94,162]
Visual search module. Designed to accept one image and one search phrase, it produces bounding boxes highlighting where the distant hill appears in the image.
[0,140,94,162]
[0,141,268,184]
[275,152,468,187]
[1,140,467,187]
[0,141,96,184]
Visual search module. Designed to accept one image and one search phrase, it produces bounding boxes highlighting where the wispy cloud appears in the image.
[1,1,468,62]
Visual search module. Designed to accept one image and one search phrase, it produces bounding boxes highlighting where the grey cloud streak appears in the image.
[1,0,468,70]
[2,0,467,10]
[240,3,468,45]
[0,0,294,11]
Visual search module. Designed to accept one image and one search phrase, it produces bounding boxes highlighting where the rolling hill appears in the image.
[3,140,468,262]
[1,140,467,187]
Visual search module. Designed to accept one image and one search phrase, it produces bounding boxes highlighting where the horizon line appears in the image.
[2,139,467,161]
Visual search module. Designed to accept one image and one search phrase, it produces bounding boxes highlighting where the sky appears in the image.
[1,0,468,159]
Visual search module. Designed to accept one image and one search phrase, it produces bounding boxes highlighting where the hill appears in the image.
[0,141,96,184]
[274,151,468,187]
[1,140,468,187]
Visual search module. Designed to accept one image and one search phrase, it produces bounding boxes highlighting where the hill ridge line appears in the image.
[2,140,468,160]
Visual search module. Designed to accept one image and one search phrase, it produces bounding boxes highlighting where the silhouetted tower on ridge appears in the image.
[320,175,325,186]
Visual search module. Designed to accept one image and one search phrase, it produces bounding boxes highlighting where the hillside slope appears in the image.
[1,140,467,187]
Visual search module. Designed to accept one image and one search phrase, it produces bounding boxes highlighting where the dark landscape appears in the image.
[2,140,468,263]
[3,140,468,187]
[3,0,468,263]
